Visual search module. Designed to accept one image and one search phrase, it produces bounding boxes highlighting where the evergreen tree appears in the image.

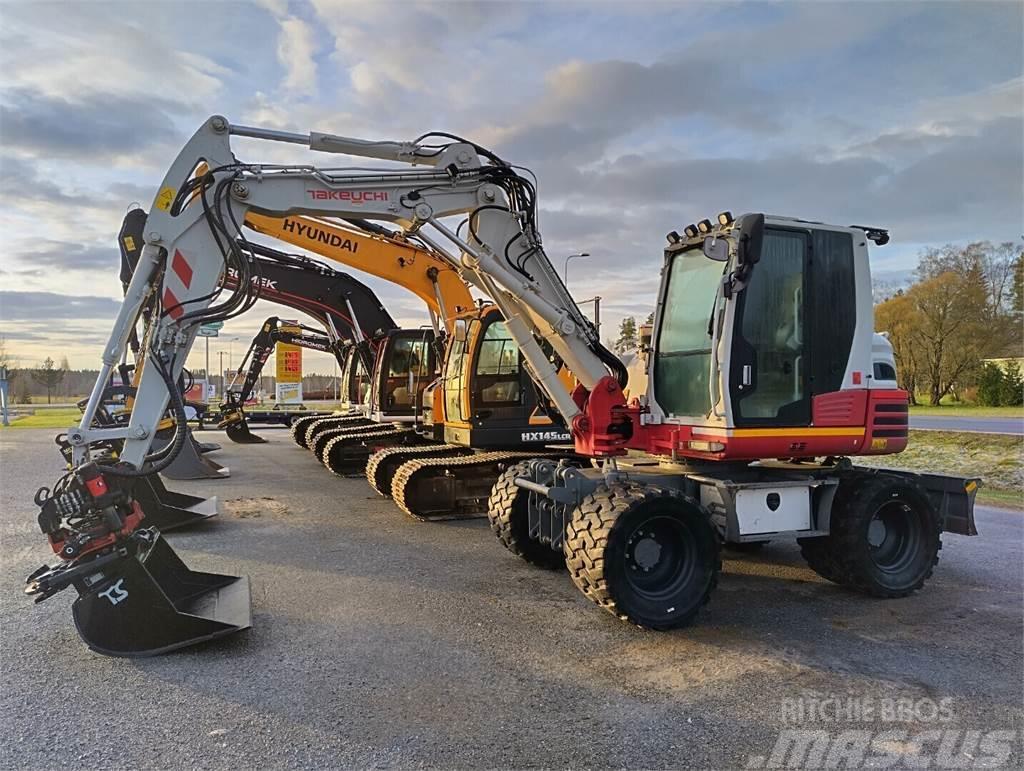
[615,317,638,353]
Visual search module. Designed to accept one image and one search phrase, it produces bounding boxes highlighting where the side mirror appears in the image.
[737,213,765,266]
[702,236,729,262]
[453,319,468,343]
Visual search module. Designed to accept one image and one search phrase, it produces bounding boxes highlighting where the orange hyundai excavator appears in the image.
[247,214,575,515]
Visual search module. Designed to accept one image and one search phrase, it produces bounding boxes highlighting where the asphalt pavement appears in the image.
[1,428,1021,769]
[909,415,1024,435]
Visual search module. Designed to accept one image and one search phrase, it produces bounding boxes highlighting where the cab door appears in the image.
[728,227,811,427]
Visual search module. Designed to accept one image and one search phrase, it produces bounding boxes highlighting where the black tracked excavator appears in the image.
[218,317,347,443]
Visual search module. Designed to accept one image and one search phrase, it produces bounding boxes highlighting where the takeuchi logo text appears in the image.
[307,189,389,203]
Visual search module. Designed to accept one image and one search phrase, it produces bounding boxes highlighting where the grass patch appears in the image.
[2,407,82,429]
[861,430,1023,509]
[909,404,1023,418]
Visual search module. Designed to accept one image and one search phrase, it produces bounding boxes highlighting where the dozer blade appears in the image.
[224,419,268,444]
[132,474,218,531]
[153,430,231,480]
[70,533,251,657]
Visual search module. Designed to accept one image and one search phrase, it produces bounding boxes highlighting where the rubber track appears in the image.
[311,421,393,459]
[320,427,418,475]
[290,414,329,448]
[564,484,720,629]
[303,414,371,449]
[392,450,561,521]
[366,444,472,496]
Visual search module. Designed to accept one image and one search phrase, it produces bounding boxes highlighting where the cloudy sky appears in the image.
[1,0,1021,376]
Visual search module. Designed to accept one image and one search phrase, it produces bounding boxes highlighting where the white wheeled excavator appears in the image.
[24,116,978,655]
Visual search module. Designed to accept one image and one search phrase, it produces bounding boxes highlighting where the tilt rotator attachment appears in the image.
[57,436,218,532]
[25,463,250,657]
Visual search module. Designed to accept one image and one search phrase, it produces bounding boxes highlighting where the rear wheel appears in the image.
[487,462,565,570]
[564,484,720,630]
[800,475,941,597]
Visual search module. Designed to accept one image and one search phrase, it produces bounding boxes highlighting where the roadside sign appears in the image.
[197,324,220,338]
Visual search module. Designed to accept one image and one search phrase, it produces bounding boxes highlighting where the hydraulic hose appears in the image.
[103,353,189,477]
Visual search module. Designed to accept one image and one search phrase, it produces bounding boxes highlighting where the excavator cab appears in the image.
[370,329,437,422]
[439,305,569,447]
[648,212,905,461]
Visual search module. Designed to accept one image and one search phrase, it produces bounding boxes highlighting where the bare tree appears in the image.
[32,357,66,405]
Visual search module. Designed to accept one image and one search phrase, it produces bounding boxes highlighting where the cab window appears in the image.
[474,320,521,406]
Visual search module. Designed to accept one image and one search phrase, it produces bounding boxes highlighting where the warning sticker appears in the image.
[122,235,136,251]
[154,186,176,212]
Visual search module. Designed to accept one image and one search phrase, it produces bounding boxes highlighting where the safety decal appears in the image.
[155,186,176,212]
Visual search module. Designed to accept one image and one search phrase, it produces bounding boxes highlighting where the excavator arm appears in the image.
[222,317,341,412]
[81,115,618,473]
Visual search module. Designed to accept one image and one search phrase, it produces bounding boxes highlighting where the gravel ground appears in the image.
[1,428,1021,769]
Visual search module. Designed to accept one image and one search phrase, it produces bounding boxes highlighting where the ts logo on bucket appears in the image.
[98,579,129,606]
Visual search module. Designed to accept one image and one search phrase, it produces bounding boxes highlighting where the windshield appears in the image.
[442,320,473,422]
[653,246,727,418]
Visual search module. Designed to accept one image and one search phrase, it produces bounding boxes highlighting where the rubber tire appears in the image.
[799,474,941,597]
[487,462,565,570]
[564,484,720,630]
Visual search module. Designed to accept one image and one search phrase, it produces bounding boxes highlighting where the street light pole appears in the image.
[563,252,590,287]
[577,296,602,334]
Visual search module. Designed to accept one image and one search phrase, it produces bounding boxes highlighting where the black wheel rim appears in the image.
[867,500,921,573]
[623,514,697,601]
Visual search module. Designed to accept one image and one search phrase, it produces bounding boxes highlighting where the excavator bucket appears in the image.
[152,429,231,480]
[223,418,267,444]
[67,533,251,657]
[133,474,218,531]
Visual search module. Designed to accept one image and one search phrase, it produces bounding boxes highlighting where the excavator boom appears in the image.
[245,212,474,333]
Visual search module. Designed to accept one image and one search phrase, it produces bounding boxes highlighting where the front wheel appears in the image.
[564,485,720,630]
[487,462,565,570]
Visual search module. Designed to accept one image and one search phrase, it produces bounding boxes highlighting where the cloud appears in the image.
[0,291,122,321]
[0,3,229,107]
[0,89,181,159]
[277,16,318,96]
[14,241,118,272]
